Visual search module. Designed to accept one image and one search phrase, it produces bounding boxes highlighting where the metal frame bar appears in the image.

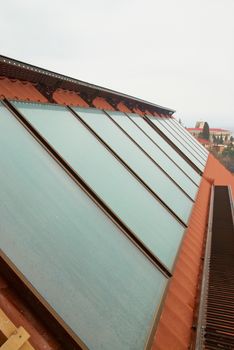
[169,118,208,157]
[3,99,171,276]
[0,251,85,350]
[69,106,188,229]
[155,117,206,168]
[144,116,203,175]
[104,110,194,202]
[165,118,208,160]
[126,112,200,187]
[0,99,177,350]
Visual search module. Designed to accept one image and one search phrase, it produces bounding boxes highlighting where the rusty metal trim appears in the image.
[0,251,85,350]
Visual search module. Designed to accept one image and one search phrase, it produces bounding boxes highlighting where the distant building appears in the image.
[197,138,211,149]
[195,121,205,128]
[187,124,231,142]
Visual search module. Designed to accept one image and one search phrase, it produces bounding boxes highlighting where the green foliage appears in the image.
[212,135,217,144]
[202,122,210,140]
[213,144,234,173]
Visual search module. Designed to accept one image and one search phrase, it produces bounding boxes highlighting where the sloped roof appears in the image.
[188,127,230,132]
[0,56,233,350]
[197,138,211,144]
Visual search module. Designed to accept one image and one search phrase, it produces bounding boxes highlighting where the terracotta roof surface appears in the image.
[52,88,89,107]
[197,138,211,144]
[153,176,210,349]
[0,55,234,350]
[153,153,234,350]
[0,76,47,103]
[188,127,229,132]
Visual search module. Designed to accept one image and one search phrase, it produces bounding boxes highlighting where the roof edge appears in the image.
[0,54,175,114]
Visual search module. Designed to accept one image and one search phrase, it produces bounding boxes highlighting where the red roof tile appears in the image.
[197,138,211,144]
[188,127,229,132]
[152,177,211,350]
[153,154,234,349]
[116,101,131,113]
[133,107,144,115]
[53,88,89,107]
[92,97,115,111]
[0,77,47,103]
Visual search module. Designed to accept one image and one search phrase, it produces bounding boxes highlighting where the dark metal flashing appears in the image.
[195,186,234,349]
[0,54,175,114]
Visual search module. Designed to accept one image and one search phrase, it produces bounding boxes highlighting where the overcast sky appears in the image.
[1,0,234,129]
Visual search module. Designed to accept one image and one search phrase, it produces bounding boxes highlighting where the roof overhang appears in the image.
[0,55,175,115]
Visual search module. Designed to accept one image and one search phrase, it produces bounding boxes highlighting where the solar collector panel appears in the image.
[127,113,201,186]
[148,117,205,171]
[72,107,193,224]
[163,118,208,160]
[106,110,198,200]
[13,101,185,270]
[0,102,167,350]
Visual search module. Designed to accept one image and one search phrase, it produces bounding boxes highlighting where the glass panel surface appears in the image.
[127,113,201,185]
[158,118,207,165]
[107,111,197,199]
[0,103,167,350]
[71,107,193,223]
[164,118,208,160]
[13,101,185,269]
[170,118,208,156]
[149,117,205,171]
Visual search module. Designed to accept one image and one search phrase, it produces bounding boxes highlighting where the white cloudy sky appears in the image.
[1,0,234,128]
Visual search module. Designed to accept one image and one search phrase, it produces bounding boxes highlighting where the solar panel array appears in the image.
[0,100,208,350]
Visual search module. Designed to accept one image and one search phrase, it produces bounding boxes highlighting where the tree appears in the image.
[212,134,217,144]
[220,134,223,144]
[202,122,210,140]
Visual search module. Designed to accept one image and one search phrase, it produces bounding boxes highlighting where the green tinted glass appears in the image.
[149,117,205,171]
[13,101,185,270]
[168,118,208,157]
[107,110,197,200]
[72,107,193,224]
[0,102,167,350]
[162,118,208,161]
[127,113,201,185]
